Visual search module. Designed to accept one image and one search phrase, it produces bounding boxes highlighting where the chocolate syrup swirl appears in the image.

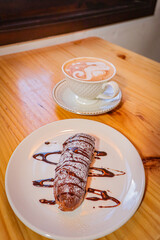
[32,149,125,182]
[32,143,125,208]
[89,167,115,177]
[33,151,61,165]
[60,168,85,183]
[94,150,107,159]
[39,199,56,205]
[86,188,121,208]
[33,149,107,164]
[89,167,125,177]
[35,182,121,207]
[65,147,90,160]
[32,178,54,187]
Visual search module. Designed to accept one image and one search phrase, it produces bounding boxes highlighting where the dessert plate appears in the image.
[5,119,145,240]
[52,79,122,115]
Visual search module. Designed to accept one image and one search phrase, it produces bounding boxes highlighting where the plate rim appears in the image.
[5,119,145,240]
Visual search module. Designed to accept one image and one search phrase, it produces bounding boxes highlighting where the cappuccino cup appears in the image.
[62,57,119,104]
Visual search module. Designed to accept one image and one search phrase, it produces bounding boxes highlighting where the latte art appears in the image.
[64,58,115,81]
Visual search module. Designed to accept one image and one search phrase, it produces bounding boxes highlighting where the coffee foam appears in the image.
[64,58,115,81]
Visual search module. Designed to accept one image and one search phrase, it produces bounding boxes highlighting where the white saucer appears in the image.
[52,79,122,115]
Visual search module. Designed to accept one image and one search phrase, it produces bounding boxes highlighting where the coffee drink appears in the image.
[63,57,115,81]
[62,57,119,103]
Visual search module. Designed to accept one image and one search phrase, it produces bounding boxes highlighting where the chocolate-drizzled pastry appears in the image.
[54,133,95,211]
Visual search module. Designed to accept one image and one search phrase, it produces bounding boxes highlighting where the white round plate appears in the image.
[5,119,145,240]
[52,79,122,115]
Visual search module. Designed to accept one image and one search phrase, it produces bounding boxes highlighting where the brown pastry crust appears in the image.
[54,133,95,211]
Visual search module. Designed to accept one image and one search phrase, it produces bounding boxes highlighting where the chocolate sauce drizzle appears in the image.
[86,188,121,208]
[33,178,54,187]
[39,199,56,205]
[94,150,107,159]
[89,167,115,177]
[89,167,125,177]
[32,144,125,208]
[65,147,90,160]
[32,151,61,165]
[33,179,120,207]
[60,168,85,183]
[33,149,107,165]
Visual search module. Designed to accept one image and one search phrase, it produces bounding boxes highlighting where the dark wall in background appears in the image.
[0,0,157,45]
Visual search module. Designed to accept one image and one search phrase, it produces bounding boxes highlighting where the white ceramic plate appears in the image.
[5,119,145,240]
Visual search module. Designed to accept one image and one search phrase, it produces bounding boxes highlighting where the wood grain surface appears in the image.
[0,37,160,240]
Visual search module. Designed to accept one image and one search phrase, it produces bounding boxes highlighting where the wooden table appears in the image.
[0,37,160,240]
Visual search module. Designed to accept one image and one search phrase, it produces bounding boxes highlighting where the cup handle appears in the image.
[97,81,119,99]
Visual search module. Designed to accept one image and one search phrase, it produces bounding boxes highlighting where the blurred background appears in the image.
[0,0,159,61]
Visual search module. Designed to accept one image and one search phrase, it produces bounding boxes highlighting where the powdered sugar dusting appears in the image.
[54,133,95,210]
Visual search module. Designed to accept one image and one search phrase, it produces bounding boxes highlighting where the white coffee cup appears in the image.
[62,57,119,105]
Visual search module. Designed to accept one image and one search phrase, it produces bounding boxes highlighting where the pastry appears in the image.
[54,133,95,211]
